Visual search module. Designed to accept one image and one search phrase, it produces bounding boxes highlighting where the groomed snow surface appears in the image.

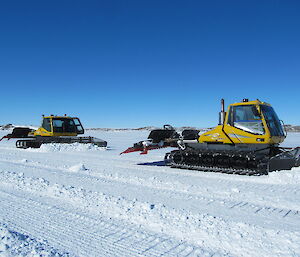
[0,130,300,257]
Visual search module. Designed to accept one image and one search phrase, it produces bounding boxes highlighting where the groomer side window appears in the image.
[228,105,265,135]
[42,118,51,131]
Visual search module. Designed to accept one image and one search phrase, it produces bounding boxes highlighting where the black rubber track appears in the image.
[165,150,269,176]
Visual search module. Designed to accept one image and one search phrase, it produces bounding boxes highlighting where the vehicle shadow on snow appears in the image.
[137,161,166,166]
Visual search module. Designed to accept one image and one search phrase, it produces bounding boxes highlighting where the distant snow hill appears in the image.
[0,124,14,130]
[87,125,300,132]
[0,124,38,130]
[87,126,159,132]
[87,126,212,133]
[284,124,300,132]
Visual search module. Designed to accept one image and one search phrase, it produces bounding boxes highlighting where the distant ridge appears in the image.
[1,124,300,132]
[87,125,300,132]
[87,126,209,132]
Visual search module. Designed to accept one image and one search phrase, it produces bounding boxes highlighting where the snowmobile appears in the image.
[121,99,300,175]
[0,115,107,149]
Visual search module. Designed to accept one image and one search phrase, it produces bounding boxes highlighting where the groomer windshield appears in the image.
[260,105,285,137]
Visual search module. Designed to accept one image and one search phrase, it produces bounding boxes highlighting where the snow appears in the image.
[68,163,89,172]
[0,224,70,256]
[0,130,300,256]
[28,142,106,153]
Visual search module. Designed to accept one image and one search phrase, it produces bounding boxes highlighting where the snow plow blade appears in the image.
[269,147,300,172]
[120,125,180,155]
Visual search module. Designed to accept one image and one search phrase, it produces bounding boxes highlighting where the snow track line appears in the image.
[283,210,291,217]
[227,200,300,220]
[195,197,300,230]
[0,189,222,257]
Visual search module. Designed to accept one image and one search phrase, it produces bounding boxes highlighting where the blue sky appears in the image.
[0,0,299,128]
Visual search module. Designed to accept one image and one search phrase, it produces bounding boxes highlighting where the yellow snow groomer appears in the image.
[122,99,300,175]
[1,115,107,148]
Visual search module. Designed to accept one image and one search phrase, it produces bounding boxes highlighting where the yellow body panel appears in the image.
[199,100,285,145]
[33,127,78,137]
[34,127,53,137]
